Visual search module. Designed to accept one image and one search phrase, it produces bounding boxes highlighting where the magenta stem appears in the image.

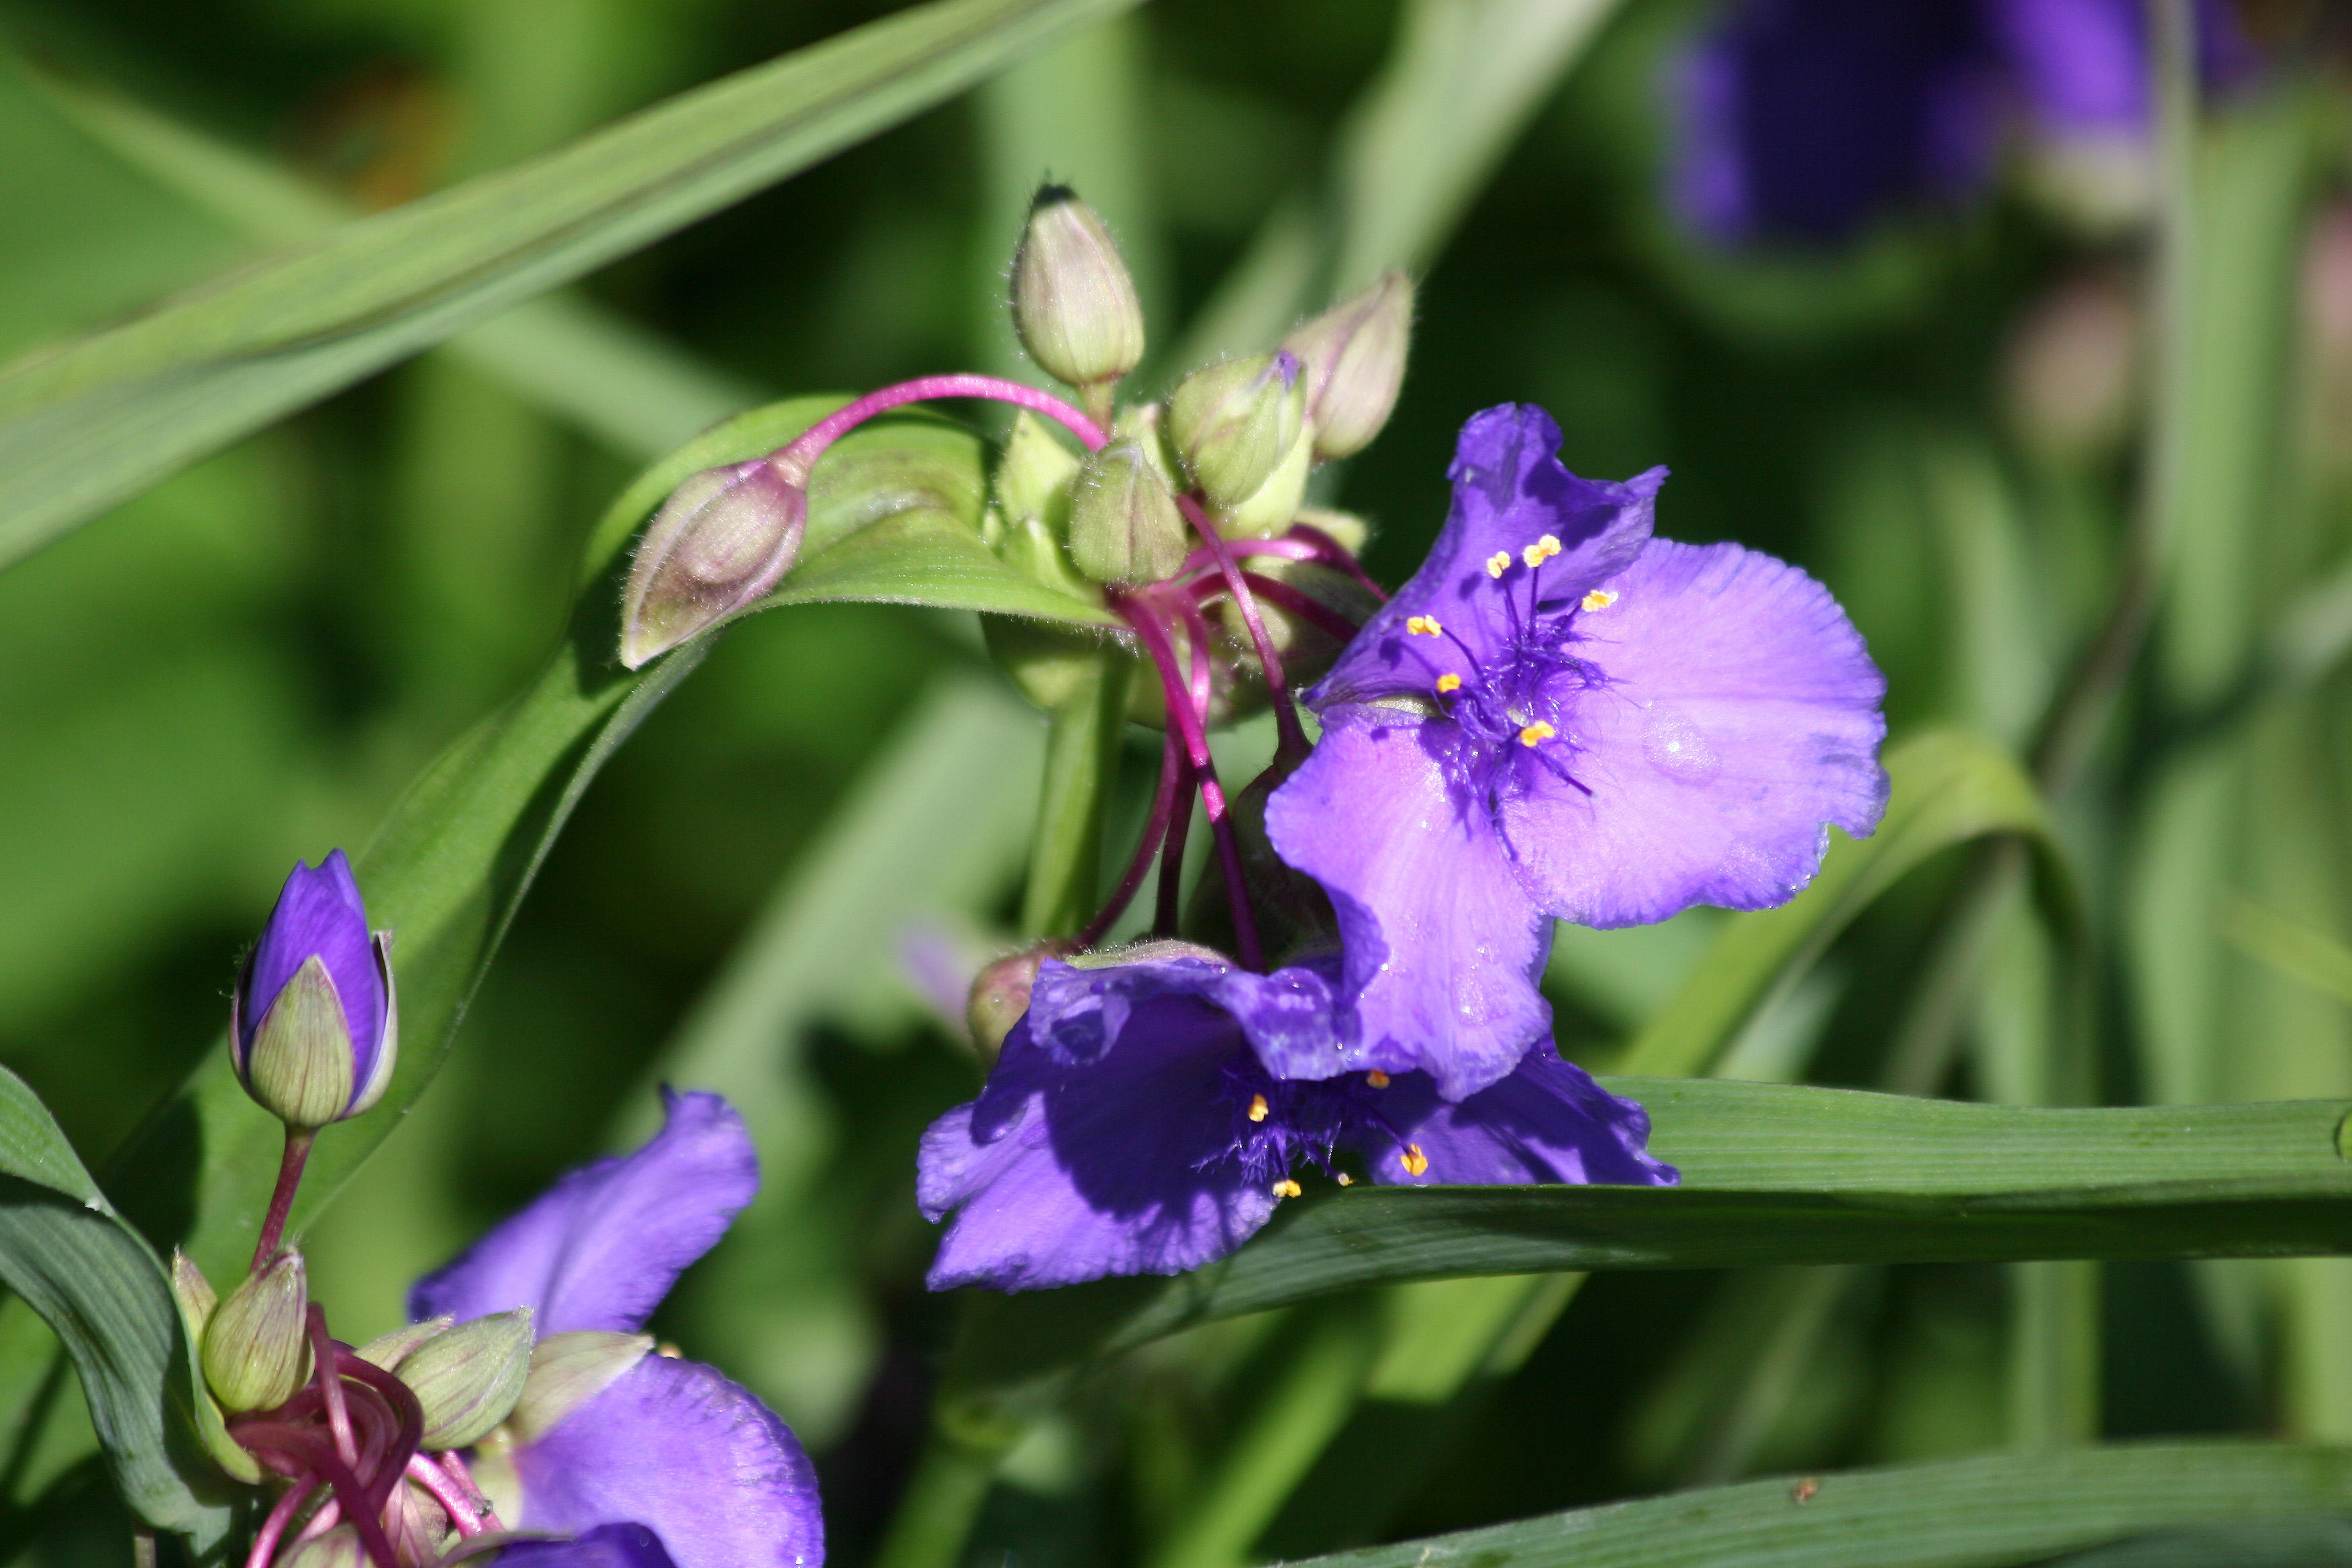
[1234,572,1361,642]
[1285,521,1389,601]
[1116,595,1262,970]
[1156,752,1195,937]
[773,375,1109,481]
[292,1496,341,1548]
[252,1128,315,1274]
[248,1477,320,1568]
[440,1451,505,1532]
[1075,726,1183,951]
[406,1453,486,1538]
[228,1424,395,1568]
[1178,497,1308,763]
[307,1309,356,1468]
[336,1351,426,1524]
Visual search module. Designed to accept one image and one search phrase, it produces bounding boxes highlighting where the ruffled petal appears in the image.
[409,1089,758,1333]
[1502,538,1887,927]
[490,1523,679,1568]
[513,1356,822,1568]
[1265,706,1553,1100]
[1357,1048,1678,1188]
[919,997,1277,1291]
[1310,407,1662,704]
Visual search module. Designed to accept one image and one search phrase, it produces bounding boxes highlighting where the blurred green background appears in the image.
[2,0,2350,1561]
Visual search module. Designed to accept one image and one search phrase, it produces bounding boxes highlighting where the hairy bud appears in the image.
[1068,440,1189,584]
[1282,273,1413,460]
[1010,185,1146,399]
[201,1251,311,1414]
[621,458,808,669]
[1169,352,1306,511]
[397,1308,536,1451]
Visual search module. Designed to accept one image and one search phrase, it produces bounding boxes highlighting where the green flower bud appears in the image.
[201,1251,311,1414]
[967,946,1053,1063]
[1010,185,1145,401]
[1068,440,1189,585]
[1281,273,1414,460]
[168,1250,216,1345]
[281,1526,364,1568]
[1168,352,1306,511]
[1215,420,1313,540]
[397,1308,535,1451]
[995,410,1083,536]
[507,1330,654,1444]
[355,1316,452,1371]
[620,457,807,670]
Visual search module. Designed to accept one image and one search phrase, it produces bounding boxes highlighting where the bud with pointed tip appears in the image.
[1281,273,1414,460]
[395,1308,534,1451]
[620,457,808,669]
[1068,440,1189,585]
[508,1330,654,1444]
[234,851,396,1132]
[995,409,1083,536]
[356,1315,452,1371]
[1010,185,1146,402]
[201,1251,311,1414]
[169,1250,216,1344]
[1169,351,1306,510]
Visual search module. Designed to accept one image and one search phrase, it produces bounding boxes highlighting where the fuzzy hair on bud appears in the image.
[398,1308,536,1451]
[621,458,808,669]
[201,1251,311,1414]
[1010,186,1146,399]
[1282,272,1414,460]
[1068,440,1189,584]
[1168,351,1307,511]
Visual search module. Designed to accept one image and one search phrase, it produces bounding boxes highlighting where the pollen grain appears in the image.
[1366,1069,1391,1087]
[1518,721,1558,746]
[1485,551,1512,579]
[1247,1093,1270,1123]
[1522,534,1562,569]
[1435,673,1463,694]
[1272,1178,1304,1199]
[1406,615,1443,636]
[1399,1144,1429,1177]
[1581,589,1618,611]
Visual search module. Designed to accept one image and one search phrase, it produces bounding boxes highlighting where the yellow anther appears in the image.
[1400,1144,1429,1177]
[1365,1069,1390,1088]
[1272,1178,1303,1199]
[1248,1093,1270,1123]
[1485,551,1512,579]
[1581,589,1618,612]
[1518,721,1558,746]
[1522,534,1562,569]
[1336,1172,1354,1187]
[1435,673,1463,694]
[1406,615,1442,637]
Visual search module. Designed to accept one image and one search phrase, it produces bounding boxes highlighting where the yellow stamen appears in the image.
[1435,673,1463,694]
[1522,534,1562,569]
[1406,615,1442,636]
[1247,1093,1269,1123]
[1272,1178,1303,1199]
[1400,1144,1429,1177]
[1366,1069,1390,1088]
[1581,589,1618,612]
[1485,551,1512,579]
[1336,1173,1354,1187]
[1518,721,1557,746]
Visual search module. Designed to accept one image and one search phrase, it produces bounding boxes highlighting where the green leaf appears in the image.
[0,0,1138,571]
[0,1066,231,1545]
[1623,729,2063,1079]
[942,1081,2352,1410]
[1269,1442,2352,1568]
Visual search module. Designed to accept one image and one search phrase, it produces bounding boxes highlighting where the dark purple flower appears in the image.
[493,1524,677,1568]
[232,850,397,1128]
[918,949,1675,1291]
[1672,0,2251,245]
[411,1090,822,1568]
[1265,405,1885,1101]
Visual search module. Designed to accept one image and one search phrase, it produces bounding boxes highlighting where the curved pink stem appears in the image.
[248,1477,320,1568]
[251,1129,313,1273]
[1075,726,1183,951]
[406,1453,487,1538]
[1177,497,1308,763]
[774,375,1108,481]
[307,1310,356,1468]
[1285,522,1389,601]
[441,1451,505,1532]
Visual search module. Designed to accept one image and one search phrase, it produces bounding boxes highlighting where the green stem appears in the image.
[1020,654,1133,938]
[872,1434,1003,1568]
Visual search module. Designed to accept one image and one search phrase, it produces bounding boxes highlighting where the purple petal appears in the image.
[919,994,1277,1291]
[240,850,385,1096]
[491,1523,678,1568]
[1501,538,1887,928]
[1990,0,2145,134]
[1263,707,1554,1101]
[1357,1048,1678,1188]
[1309,407,1663,706]
[409,1090,757,1334]
[515,1356,822,1568]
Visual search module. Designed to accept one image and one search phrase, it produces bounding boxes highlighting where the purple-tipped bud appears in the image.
[1068,439,1189,585]
[620,457,808,669]
[233,851,396,1131]
[1010,185,1146,397]
[1282,273,1414,460]
[1168,350,1307,511]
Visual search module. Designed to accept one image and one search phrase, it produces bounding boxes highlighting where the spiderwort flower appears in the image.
[918,946,1675,1291]
[234,851,396,1132]
[407,1089,822,1568]
[1265,405,1886,1101]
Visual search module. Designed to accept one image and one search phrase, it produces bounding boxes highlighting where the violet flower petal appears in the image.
[410,1089,756,1333]
[1496,538,1888,928]
[1355,1048,1678,1188]
[490,1523,679,1568]
[241,850,384,1094]
[515,1356,822,1568]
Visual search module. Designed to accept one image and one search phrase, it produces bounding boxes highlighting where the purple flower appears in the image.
[1265,405,1885,1101]
[233,850,397,1128]
[493,1524,677,1567]
[918,948,1675,1291]
[409,1090,822,1568]
[1671,0,2251,245]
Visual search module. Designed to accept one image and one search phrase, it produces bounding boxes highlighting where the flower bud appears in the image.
[355,1316,452,1371]
[1281,272,1414,460]
[507,1330,654,1444]
[1068,440,1189,585]
[1216,424,1312,540]
[281,1526,364,1568]
[233,851,395,1132]
[1010,185,1145,396]
[169,1250,216,1344]
[967,946,1052,1063]
[201,1251,311,1414]
[396,1308,535,1451]
[620,457,807,670]
[1169,351,1306,511]
[995,410,1083,536]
